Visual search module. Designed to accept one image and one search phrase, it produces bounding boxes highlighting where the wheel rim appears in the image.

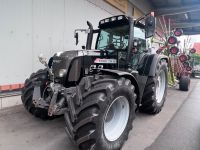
[104,96,130,141]
[156,70,166,103]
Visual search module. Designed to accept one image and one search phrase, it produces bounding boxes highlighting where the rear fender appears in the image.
[98,69,140,103]
[138,54,168,77]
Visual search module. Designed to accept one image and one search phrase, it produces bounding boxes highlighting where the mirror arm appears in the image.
[74,29,89,34]
[74,28,91,46]
[135,16,145,24]
[135,12,155,25]
[135,13,149,24]
[93,29,100,33]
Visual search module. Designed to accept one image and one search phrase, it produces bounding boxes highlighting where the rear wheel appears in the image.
[64,76,137,150]
[179,76,190,91]
[139,60,168,114]
[21,69,51,120]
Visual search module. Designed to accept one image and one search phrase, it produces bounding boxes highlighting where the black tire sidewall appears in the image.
[21,69,50,119]
[179,76,190,91]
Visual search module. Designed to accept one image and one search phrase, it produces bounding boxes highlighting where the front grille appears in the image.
[52,57,68,78]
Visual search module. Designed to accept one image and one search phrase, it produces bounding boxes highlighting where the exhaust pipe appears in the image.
[86,21,93,50]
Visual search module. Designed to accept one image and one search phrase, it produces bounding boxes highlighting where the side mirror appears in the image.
[74,32,79,45]
[38,54,48,67]
[145,15,156,38]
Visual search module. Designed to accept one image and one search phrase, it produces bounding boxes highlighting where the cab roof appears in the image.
[98,15,129,29]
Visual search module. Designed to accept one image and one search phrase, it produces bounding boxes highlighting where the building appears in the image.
[0,0,152,91]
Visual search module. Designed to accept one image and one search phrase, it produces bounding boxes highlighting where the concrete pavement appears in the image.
[0,95,21,109]
[146,79,200,150]
[0,79,199,150]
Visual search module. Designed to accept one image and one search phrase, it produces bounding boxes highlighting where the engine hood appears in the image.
[51,50,101,83]
[54,49,101,58]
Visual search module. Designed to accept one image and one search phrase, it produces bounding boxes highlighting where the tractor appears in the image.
[21,13,168,150]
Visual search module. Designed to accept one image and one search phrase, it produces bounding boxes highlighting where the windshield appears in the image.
[96,25,129,50]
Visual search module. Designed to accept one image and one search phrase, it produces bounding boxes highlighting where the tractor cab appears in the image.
[75,13,156,71]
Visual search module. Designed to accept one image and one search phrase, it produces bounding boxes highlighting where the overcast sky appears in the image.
[178,35,200,50]
[189,35,200,43]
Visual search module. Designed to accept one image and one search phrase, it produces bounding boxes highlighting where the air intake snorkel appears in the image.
[86,21,93,50]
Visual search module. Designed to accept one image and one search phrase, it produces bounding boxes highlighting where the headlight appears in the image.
[59,69,67,77]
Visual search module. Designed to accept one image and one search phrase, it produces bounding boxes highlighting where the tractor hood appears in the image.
[54,49,101,58]
[51,50,101,84]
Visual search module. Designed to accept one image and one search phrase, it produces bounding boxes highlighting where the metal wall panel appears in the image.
[0,0,32,85]
[32,0,66,71]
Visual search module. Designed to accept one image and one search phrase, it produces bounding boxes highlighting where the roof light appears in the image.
[111,17,116,21]
[105,19,109,23]
[118,16,123,20]
[100,20,105,24]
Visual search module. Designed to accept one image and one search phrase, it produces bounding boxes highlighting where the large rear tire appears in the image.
[64,76,137,150]
[139,60,168,114]
[179,76,190,91]
[21,69,50,120]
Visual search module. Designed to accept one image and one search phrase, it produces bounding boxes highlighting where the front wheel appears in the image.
[64,76,137,150]
[21,69,51,120]
[139,60,168,114]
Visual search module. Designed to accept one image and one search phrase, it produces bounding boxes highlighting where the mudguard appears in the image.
[99,69,140,100]
[137,54,168,77]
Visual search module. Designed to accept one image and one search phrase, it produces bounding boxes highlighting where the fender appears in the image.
[137,54,168,77]
[98,69,140,102]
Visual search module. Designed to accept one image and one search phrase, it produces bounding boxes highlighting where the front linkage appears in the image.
[32,77,85,118]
